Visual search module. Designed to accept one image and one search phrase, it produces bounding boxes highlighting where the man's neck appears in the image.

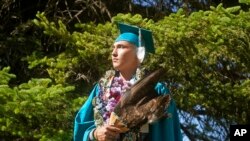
[119,69,136,81]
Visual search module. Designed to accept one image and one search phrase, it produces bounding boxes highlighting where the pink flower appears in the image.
[95,76,132,124]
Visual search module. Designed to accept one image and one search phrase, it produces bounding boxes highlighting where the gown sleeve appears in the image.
[149,82,183,141]
[74,84,100,141]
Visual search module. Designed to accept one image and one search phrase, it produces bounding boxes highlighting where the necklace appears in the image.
[94,76,131,125]
[93,69,144,126]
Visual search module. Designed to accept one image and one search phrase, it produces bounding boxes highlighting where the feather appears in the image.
[118,69,163,108]
[109,69,171,131]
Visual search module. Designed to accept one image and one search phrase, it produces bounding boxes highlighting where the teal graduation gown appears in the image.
[74,83,182,141]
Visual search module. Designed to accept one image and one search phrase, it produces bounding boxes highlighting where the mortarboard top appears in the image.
[115,23,155,53]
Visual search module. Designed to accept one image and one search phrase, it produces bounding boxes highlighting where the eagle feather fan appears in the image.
[109,69,171,132]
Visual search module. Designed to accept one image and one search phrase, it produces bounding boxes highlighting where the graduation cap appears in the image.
[115,23,155,54]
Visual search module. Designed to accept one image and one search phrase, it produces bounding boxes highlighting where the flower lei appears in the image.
[92,68,144,140]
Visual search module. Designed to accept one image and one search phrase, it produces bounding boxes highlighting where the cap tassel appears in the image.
[137,28,146,63]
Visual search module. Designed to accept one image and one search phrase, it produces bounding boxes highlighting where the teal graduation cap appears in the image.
[115,23,155,53]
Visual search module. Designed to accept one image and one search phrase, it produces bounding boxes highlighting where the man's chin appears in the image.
[112,64,119,69]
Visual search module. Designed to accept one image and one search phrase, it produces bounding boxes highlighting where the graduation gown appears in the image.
[74,82,182,141]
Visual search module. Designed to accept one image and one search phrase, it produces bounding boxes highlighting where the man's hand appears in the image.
[94,125,122,141]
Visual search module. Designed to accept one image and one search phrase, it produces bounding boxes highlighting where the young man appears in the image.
[74,23,182,141]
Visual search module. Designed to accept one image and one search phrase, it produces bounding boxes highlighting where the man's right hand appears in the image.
[94,125,122,141]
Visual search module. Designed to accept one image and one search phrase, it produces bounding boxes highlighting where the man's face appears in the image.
[112,41,139,72]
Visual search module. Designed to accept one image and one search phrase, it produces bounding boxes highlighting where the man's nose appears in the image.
[112,47,118,56]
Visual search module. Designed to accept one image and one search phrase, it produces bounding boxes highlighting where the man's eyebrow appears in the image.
[113,44,126,47]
